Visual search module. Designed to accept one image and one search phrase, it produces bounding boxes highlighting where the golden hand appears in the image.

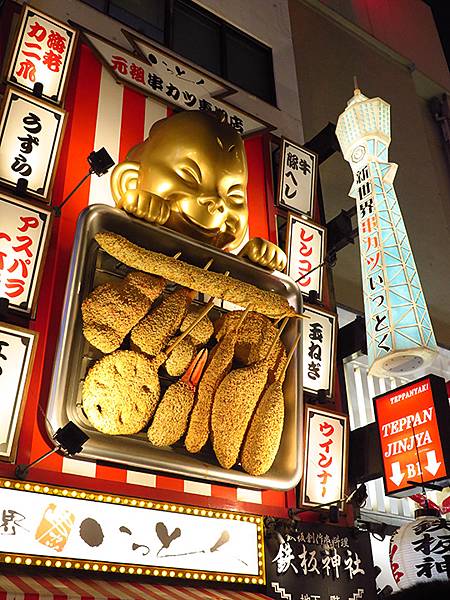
[120,190,171,225]
[239,237,287,271]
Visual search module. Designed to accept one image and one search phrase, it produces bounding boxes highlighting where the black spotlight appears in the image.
[15,421,89,480]
[88,147,115,177]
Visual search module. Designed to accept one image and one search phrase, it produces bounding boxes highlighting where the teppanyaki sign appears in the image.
[373,374,450,497]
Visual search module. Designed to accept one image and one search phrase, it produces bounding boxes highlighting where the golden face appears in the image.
[126,111,248,249]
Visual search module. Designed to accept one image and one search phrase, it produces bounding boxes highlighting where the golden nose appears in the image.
[198,196,225,214]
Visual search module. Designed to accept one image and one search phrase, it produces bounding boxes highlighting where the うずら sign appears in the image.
[373,374,450,497]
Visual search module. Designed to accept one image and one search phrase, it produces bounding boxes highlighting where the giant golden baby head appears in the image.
[111,110,248,250]
[111,110,286,270]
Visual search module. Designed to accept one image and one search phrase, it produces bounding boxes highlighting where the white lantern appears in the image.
[390,511,450,590]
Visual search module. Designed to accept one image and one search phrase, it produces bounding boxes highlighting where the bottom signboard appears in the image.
[0,479,264,584]
[265,520,377,600]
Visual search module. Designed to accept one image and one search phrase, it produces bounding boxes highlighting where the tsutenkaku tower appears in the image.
[335,87,437,377]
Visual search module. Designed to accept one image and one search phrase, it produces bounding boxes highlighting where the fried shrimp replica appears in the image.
[131,287,193,356]
[82,350,160,435]
[82,271,165,353]
[185,307,249,454]
[95,231,297,318]
[148,349,208,447]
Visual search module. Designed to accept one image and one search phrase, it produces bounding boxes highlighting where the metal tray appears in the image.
[47,205,303,490]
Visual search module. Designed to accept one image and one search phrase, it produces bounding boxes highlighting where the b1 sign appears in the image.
[373,375,450,497]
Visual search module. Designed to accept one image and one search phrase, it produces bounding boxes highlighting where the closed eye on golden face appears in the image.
[175,158,202,187]
[226,183,245,205]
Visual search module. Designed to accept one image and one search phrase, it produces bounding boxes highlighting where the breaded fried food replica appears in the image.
[164,336,195,377]
[95,231,296,318]
[185,335,235,454]
[148,349,207,447]
[215,311,287,381]
[180,307,214,346]
[82,271,165,353]
[82,350,160,435]
[131,287,193,356]
[241,380,284,475]
[212,360,269,469]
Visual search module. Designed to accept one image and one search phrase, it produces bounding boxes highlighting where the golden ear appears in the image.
[110,161,140,208]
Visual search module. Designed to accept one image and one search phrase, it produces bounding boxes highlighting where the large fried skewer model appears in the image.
[241,331,301,476]
[82,271,165,353]
[185,307,250,454]
[211,318,289,469]
[131,287,194,357]
[95,232,297,318]
[148,348,208,447]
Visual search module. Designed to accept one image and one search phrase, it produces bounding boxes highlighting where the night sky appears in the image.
[424,0,450,71]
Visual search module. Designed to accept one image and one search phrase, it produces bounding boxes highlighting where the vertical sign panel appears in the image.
[301,405,348,508]
[285,213,326,300]
[0,88,66,201]
[373,374,450,497]
[0,323,38,462]
[278,139,317,217]
[0,193,52,316]
[302,304,337,397]
[5,4,77,105]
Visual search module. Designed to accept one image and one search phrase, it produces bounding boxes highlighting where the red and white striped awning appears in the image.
[0,575,271,600]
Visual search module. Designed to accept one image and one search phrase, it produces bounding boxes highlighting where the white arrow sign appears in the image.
[424,450,442,477]
[389,461,405,487]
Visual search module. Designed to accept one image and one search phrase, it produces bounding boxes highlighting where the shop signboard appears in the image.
[4,4,77,105]
[285,213,326,301]
[0,324,38,463]
[302,304,337,397]
[301,405,348,508]
[373,374,450,497]
[81,28,270,136]
[0,192,52,317]
[0,87,66,201]
[0,479,264,584]
[265,520,377,600]
[277,138,317,218]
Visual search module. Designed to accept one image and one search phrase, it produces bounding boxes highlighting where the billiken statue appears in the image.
[110,110,287,271]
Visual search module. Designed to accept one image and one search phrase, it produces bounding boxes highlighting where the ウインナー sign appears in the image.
[0,87,66,201]
[374,374,450,497]
[5,4,77,104]
[301,405,348,508]
[285,213,326,301]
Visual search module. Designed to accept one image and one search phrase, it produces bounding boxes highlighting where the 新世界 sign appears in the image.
[374,374,450,497]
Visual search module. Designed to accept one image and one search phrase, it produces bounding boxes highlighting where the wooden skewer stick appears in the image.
[166,299,216,354]
[265,316,289,361]
[173,251,182,259]
[203,258,214,270]
[278,330,302,382]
